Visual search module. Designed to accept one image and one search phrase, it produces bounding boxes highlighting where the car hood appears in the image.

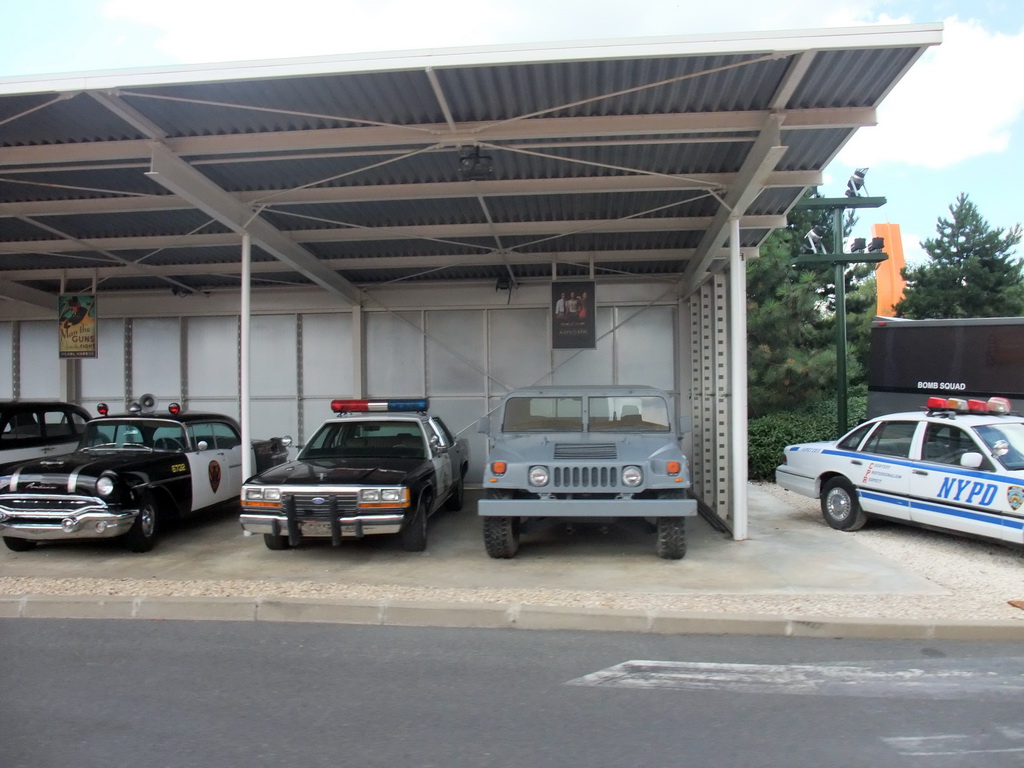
[489,432,685,463]
[248,457,423,485]
[1,449,172,491]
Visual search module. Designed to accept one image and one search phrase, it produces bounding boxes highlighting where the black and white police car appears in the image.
[240,398,469,552]
[0,397,289,553]
[776,396,1024,546]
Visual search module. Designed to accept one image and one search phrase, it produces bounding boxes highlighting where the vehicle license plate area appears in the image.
[300,521,333,537]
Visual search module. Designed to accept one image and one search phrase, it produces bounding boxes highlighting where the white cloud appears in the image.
[837,16,1024,169]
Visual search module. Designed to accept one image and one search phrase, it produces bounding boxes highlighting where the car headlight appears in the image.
[245,487,281,501]
[361,488,381,502]
[381,489,403,502]
[529,466,550,487]
[96,476,115,496]
[622,466,643,487]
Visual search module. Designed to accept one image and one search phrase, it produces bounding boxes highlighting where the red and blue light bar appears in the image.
[926,396,1011,414]
[331,398,429,413]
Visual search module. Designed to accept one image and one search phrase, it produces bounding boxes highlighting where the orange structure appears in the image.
[873,222,906,317]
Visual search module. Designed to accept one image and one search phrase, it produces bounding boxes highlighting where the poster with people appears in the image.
[58,294,97,358]
[552,280,595,349]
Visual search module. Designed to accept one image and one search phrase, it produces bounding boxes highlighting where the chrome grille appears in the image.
[0,495,98,514]
[287,492,358,521]
[552,466,619,489]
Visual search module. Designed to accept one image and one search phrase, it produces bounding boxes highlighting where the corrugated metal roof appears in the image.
[0,25,941,308]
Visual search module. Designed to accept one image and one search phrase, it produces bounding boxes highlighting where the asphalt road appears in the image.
[4,620,1024,768]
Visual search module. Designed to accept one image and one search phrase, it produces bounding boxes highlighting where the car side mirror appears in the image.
[477,416,490,434]
[960,452,983,469]
[197,439,209,451]
[430,435,448,455]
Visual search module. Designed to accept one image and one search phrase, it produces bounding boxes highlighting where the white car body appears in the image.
[775,397,1024,546]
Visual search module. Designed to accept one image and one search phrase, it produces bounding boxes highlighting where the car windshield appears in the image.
[502,397,583,432]
[973,423,1024,471]
[587,396,670,432]
[82,420,187,452]
[299,420,426,460]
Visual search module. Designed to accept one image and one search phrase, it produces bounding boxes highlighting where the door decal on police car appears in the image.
[208,460,222,492]
[1009,486,1024,511]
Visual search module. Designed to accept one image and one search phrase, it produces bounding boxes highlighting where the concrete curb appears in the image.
[3,594,1024,641]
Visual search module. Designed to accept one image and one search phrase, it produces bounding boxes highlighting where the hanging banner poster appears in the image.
[552,280,595,349]
[58,294,97,358]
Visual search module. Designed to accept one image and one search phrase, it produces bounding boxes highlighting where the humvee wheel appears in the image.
[655,517,686,560]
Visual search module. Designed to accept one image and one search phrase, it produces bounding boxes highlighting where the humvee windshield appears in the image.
[501,395,670,433]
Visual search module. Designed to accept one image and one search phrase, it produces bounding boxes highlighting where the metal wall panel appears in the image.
[186,316,239,402]
[0,323,13,399]
[366,311,424,397]
[426,310,486,395]
[690,273,730,522]
[19,321,60,399]
[80,318,126,412]
[132,318,181,403]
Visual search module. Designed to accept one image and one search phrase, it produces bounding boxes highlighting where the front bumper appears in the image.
[477,496,697,518]
[240,512,405,539]
[0,495,137,540]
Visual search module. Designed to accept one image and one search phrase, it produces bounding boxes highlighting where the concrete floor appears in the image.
[0,485,943,597]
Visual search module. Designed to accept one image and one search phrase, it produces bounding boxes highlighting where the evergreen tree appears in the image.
[746,192,877,417]
[896,193,1024,319]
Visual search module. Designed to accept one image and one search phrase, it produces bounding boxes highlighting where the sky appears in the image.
[2,0,1023,267]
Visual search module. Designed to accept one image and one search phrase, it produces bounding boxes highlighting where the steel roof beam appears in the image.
[0,108,876,167]
[0,279,56,309]
[145,143,364,305]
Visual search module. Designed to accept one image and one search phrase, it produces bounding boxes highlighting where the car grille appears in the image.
[285,492,358,521]
[552,466,620,489]
[554,444,618,460]
[0,495,99,515]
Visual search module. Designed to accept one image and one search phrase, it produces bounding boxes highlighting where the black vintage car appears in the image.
[0,397,289,553]
[240,398,468,552]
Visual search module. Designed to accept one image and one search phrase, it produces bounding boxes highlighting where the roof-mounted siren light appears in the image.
[331,398,430,414]
[97,403,109,416]
[988,397,1012,414]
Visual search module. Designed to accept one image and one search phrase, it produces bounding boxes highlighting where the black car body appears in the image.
[0,399,289,552]
[240,398,468,552]
[0,401,90,468]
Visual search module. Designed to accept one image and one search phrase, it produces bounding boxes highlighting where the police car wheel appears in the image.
[3,536,36,552]
[401,492,430,552]
[264,532,290,550]
[821,477,868,531]
[123,494,160,552]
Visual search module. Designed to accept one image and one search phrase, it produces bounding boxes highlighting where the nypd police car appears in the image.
[0,397,289,553]
[239,398,468,552]
[776,396,1024,546]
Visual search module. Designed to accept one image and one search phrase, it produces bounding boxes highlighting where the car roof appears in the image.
[95,411,240,427]
[0,401,90,415]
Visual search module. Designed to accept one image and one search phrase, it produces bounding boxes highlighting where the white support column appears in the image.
[240,233,252,481]
[352,304,365,398]
[728,217,749,540]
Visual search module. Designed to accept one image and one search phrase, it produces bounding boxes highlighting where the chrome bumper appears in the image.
[240,512,405,538]
[477,497,697,518]
[0,508,137,540]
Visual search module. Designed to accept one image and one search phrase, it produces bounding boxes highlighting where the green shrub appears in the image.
[747,395,867,481]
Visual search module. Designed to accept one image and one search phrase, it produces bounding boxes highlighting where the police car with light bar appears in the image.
[239,398,469,552]
[775,396,1024,547]
[0,396,290,552]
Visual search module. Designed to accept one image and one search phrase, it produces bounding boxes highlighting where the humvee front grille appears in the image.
[552,466,619,489]
[554,444,618,460]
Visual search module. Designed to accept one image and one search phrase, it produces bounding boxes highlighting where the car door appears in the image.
[848,419,917,521]
[186,421,239,510]
[910,421,1010,542]
[40,406,88,455]
[426,418,454,506]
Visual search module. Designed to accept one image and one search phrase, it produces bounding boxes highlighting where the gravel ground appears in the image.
[1,483,1022,622]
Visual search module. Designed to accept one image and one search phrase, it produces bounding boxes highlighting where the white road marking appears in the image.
[568,659,1024,700]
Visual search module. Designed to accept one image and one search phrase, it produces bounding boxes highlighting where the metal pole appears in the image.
[240,232,252,480]
[832,208,848,434]
[727,216,748,540]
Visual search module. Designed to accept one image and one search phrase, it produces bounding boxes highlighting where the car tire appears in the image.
[401,492,430,552]
[483,516,520,559]
[264,531,290,550]
[444,472,465,512]
[655,517,687,559]
[123,493,160,553]
[3,536,37,552]
[821,477,868,531]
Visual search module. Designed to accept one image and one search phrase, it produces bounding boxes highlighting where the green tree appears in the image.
[746,193,876,417]
[896,193,1024,318]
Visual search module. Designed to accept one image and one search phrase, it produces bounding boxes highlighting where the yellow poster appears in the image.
[58,294,97,358]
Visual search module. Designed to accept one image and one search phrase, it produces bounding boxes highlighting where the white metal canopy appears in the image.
[0,24,941,309]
